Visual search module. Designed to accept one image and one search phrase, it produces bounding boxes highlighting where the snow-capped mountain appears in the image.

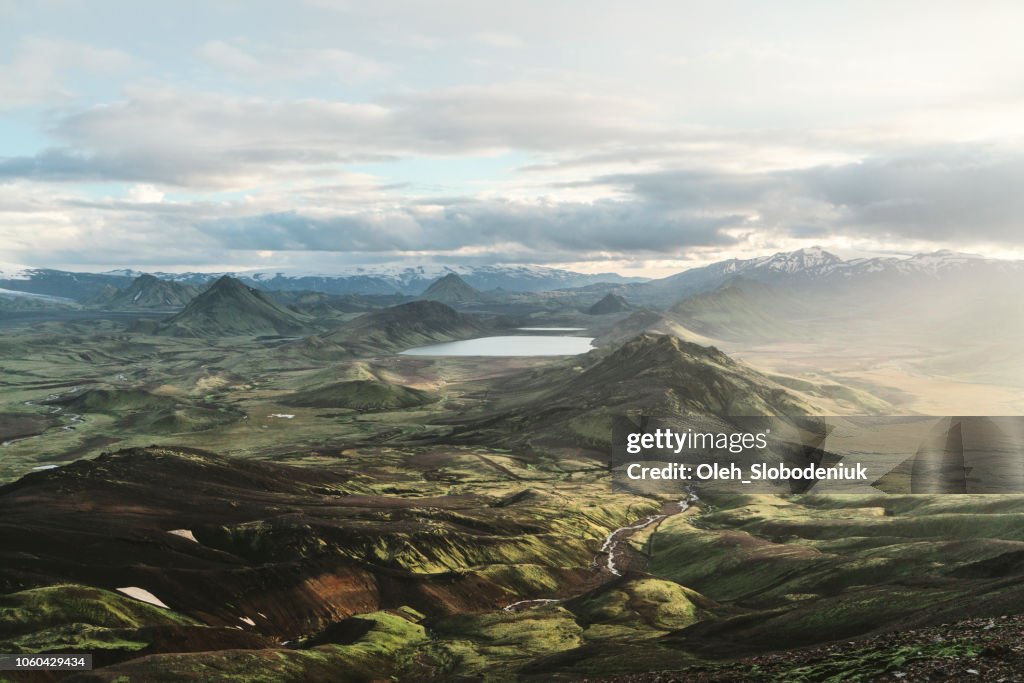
[719,246,845,277]
[839,250,1004,277]
[696,247,1006,281]
[635,247,1024,304]
[0,266,130,302]
[0,286,79,311]
[134,263,646,295]
[0,287,74,302]
[0,263,36,281]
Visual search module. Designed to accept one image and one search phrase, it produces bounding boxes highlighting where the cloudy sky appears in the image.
[1,0,1023,276]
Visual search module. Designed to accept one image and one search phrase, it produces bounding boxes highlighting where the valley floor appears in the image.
[3,317,1024,681]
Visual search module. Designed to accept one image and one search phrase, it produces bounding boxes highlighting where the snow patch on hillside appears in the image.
[0,287,74,303]
[0,263,36,280]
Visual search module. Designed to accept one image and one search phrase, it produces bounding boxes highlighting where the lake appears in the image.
[401,335,594,357]
[516,327,587,332]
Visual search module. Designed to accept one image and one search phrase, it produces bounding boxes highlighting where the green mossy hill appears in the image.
[427,578,713,681]
[0,584,196,656]
[129,405,243,434]
[0,584,194,634]
[565,333,813,414]
[56,610,426,683]
[461,334,814,449]
[51,388,180,413]
[157,275,308,337]
[430,606,585,679]
[282,379,438,411]
[46,388,242,433]
[566,576,708,641]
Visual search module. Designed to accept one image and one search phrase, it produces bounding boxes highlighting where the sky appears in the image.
[1,0,1023,276]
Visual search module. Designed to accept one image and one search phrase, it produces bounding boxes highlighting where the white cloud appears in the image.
[0,36,134,109]
[4,2,1024,271]
[197,40,390,84]
[0,83,661,188]
[126,184,165,203]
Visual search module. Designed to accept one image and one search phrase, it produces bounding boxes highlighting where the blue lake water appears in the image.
[401,335,594,357]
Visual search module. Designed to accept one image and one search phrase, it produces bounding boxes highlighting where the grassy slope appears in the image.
[0,585,196,656]
[646,493,1024,654]
[159,277,308,337]
[281,379,438,411]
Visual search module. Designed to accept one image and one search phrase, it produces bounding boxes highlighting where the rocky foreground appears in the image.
[590,614,1024,682]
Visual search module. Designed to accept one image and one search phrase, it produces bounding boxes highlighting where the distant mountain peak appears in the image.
[420,272,481,304]
[158,275,305,337]
[587,292,632,315]
[603,332,730,367]
[210,274,247,288]
[756,247,843,272]
[473,332,816,449]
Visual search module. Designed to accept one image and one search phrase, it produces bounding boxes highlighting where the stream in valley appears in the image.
[503,490,699,612]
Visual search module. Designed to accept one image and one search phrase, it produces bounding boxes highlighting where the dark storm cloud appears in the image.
[575,146,1024,244]
[797,147,1024,240]
[587,168,788,206]
[201,211,417,252]
[181,145,1024,263]
[198,199,742,258]
[8,142,1023,268]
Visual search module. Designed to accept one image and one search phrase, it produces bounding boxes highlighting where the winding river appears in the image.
[503,490,699,612]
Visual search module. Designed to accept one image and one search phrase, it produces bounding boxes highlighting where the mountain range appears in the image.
[4,248,1022,308]
[107,264,646,296]
[0,262,644,302]
[623,247,1024,305]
